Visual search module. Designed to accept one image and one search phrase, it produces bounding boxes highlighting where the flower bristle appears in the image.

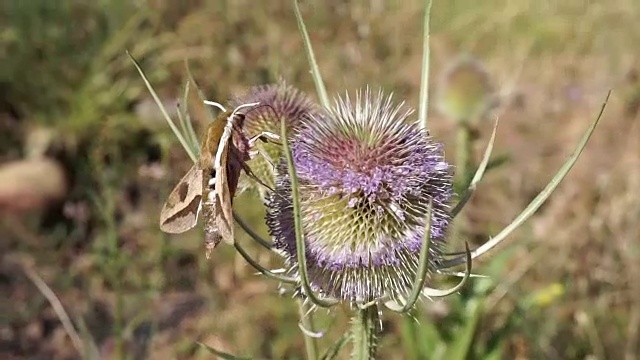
[266,88,454,303]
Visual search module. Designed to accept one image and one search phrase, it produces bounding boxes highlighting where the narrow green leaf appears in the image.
[233,241,298,284]
[401,317,444,359]
[451,118,499,219]
[422,243,472,298]
[399,319,420,360]
[320,334,350,360]
[399,200,434,313]
[293,0,330,110]
[415,319,445,357]
[233,211,274,250]
[176,80,200,158]
[442,91,611,268]
[178,78,201,157]
[483,344,506,360]
[185,59,218,127]
[127,51,198,162]
[444,299,484,360]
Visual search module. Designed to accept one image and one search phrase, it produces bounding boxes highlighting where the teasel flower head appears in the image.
[266,88,454,303]
[229,81,321,199]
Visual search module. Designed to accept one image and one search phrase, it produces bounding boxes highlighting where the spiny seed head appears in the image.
[437,55,495,125]
[266,88,454,303]
[230,81,320,198]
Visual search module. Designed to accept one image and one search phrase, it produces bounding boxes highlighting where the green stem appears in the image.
[298,300,319,360]
[455,123,474,192]
[453,122,473,246]
[350,305,380,360]
[418,0,433,129]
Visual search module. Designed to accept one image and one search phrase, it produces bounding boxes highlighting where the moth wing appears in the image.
[159,165,203,234]
[213,123,235,245]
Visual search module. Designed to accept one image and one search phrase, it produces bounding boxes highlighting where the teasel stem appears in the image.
[281,110,338,308]
[450,119,498,219]
[298,299,319,360]
[450,118,491,251]
[418,0,433,129]
[451,121,474,246]
[350,304,380,360]
[455,122,474,192]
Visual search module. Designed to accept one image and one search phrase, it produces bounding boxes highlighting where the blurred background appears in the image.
[1,0,638,359]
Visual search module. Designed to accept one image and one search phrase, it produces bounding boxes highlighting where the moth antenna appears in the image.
[230,102,261,120]
[245,103,277,117]
[203,100,227,112]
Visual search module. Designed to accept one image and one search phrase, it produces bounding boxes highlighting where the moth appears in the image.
[159,100,279,258]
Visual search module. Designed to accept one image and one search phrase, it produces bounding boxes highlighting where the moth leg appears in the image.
[249,148,276,168]
[241,161,276,193]
[248,131,282,147]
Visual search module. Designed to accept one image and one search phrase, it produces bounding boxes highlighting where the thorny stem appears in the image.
[350,304,380,360]
[281,112,338,308]
[455,123,474,192]
[298,300,319,360]
[452,122,474,245]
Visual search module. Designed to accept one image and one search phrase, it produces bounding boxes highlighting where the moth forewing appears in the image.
[214,140,235,244]
[160,100,260,258]
[159,165,203,233]
[203,114,236,258]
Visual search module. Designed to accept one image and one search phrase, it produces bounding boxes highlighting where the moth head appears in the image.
[200,100,261,161]
[203,100,261,124]
[228,101,261,128]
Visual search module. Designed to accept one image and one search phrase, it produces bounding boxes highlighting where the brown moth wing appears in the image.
[213,118,235,245]
[203,166,233,258]
[203,114,237,258]
[201,107,255,258]
[159,165,203,233]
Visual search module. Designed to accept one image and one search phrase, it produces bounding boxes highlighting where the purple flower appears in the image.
[266,89,454,303]
[230,81,320,197]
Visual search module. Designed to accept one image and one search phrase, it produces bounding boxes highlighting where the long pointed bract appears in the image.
[127,51,198,162]
[294,0,330,110]
[442,91,611,268]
